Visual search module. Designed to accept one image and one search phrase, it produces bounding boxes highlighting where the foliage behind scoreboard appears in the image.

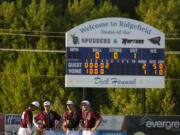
[65,18,165,88]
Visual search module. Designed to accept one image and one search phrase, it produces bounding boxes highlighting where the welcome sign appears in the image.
[65,17,165,88]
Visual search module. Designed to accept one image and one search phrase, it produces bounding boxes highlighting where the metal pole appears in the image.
[83,88,87,100]
[142,88,146,115]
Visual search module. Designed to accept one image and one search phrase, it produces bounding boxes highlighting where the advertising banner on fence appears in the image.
[5,114,21,135]
[98,115,126,131]
[2,114,126,135]
[0,114,5,135]
[126,115,180,135]
[3,114,180,135]
[54,130,127,135]
[54,115,127,135]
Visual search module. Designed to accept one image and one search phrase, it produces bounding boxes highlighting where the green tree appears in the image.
[0,0,130,114]
[0,0,65,113]
[136,0,180,33]
[65,0,128,29]
[136,0,180,115]
[136,0,180,51]
[106,88,142,115]
[110,0,139,18]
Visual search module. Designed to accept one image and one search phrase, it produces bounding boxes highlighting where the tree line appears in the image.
[0,0,180,115]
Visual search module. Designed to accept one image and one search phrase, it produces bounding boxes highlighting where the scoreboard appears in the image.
[65,17,165,88]
[66,47,164,76]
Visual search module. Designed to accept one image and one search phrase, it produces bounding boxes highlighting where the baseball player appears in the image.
[81,100,102,135]
[62,100,82,135]
[18,101,40,135]
[33,101,63,135]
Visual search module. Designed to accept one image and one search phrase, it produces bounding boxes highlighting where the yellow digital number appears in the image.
[153,64,157,75]
[100,69,104,74]
[94,62,98,68]
[154,70,157,75]
[86,69,88,74]
[159,64,163,75]
[89,62,93,69]
[142,64,146,75]
[89,69,93,74]
[133,53,136,59]
[94,69,98,75]
[95,52,100,59]
[114,52,118,59]
[159,64,163,69]
[142,63,146,69]
[100,63,104,68]
[84,62,88,68]
[105,63,109,68]
[144,70,147,75]
[153,64,157,69]
[159,70,163,76]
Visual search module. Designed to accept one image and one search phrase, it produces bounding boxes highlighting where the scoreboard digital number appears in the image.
[66,47,164,76]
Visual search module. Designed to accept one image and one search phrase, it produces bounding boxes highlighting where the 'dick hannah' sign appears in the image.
[65,17,165,88]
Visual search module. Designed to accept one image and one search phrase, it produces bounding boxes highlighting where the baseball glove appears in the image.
[34,129,44,135]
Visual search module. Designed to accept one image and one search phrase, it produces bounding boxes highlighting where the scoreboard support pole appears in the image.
[142,88,146,115]
[83,88,87,100]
